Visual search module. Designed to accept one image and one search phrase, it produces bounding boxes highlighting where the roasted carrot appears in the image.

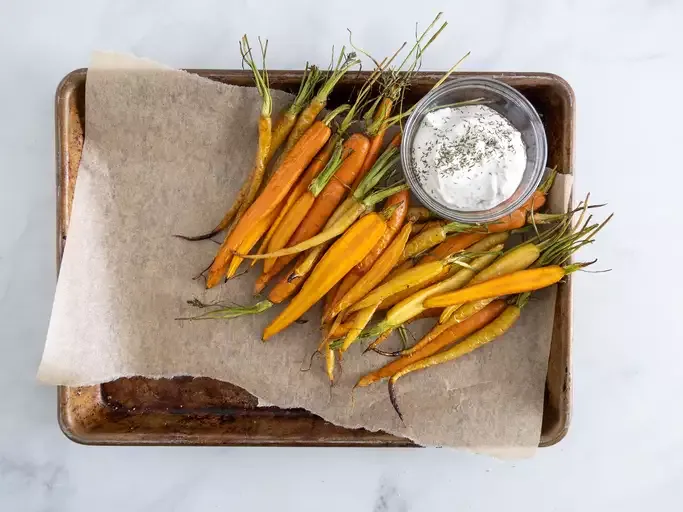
[352,96,394,190]
[327,221,412,320]
[422,232,489,262]
[262,212,388,340]
[262,142,344,273]
[256,131,340,265]
[406,206,432,223]
[341,303,379,352]
[398,298,495,357]
[425,263,588,308]
[480,197,549,234]
[436,241,542,322]
[355,300,507,388]
[347,252,477,315]
[177,36,272,242]
[453,170,556,237]
[266,64,321,164]
[265,193,358,303]
[273,49,359,169]
[351,233,508,315]
[323,190,408,322]
[325,341,336,384]
[350,104,400,192]
[226,205,281,278]
[382,259,415,283]
[398,220,477,265]
[355,190,409,274]
[360,241,505,336]
[410,220,445,237]
[206,106,346,288]
[329,306,439,341]
[240,152,405,261]
[389,300,522,420]
[253,63,390,287]
[437,209,611,322]
[323,283,340,321]
[252,132,371,286]
[326,272,360,321]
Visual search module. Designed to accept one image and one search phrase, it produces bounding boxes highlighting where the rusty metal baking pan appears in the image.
[55,68,574,447]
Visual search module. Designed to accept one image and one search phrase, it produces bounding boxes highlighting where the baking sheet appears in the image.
[42,52,573,452]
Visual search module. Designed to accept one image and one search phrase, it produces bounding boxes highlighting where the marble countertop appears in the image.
[1,0,682,510]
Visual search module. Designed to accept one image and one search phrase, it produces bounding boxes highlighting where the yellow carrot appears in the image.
[389,302,524,421]
[425,264,585,308]
[262,213,387,340]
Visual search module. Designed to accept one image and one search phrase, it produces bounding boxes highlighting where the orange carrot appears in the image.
[351,98,395,191]
[424,264,586,308]
[474,188,549,234]
[263,142,344,273]
[263,212,387,340]
[388,301,519,420]
[226,205,280,278]
[253,132,371,288]
[206,115,338,288]
[328,222,412,320]
[355,300,507,388]
[322,190,409,322]
[257,134,339,265]
[274,50,358,169]
[420,232,489,263]
[265,64,321,164]
[355,190,409,274]
[262,181,407,302]
[177,36,272,242]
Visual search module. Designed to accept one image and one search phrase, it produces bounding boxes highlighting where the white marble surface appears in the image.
[1,0,682,510]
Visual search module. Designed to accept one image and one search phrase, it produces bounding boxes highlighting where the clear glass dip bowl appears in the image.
[401,77,548,223]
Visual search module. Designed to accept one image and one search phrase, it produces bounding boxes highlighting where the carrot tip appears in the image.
[372,348,402,357]
[388,380,404,423]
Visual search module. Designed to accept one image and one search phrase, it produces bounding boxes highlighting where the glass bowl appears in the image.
[401,77,548,223]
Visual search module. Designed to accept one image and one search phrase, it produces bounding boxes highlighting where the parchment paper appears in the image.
[39,52,572,452]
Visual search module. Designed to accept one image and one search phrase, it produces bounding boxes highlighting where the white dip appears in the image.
[411,104,527,211]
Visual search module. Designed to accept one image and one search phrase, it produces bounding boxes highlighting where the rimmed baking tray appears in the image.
[55,69,574,447]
